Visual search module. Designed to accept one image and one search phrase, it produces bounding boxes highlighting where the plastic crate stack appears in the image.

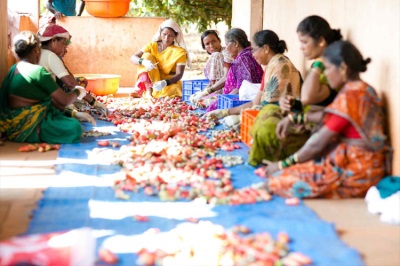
[181,79,209,102]
[217,95,250,109]
[240,110,260,148]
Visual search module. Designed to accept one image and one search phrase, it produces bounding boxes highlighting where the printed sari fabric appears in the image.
[206,47,263,112]
[248,54,304,166]
[203,47,233,82]
[267,81,391,198]
[136,42,187,99]
[0,64,82,144]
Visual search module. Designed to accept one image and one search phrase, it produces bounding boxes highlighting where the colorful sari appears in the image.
[267,81,391,198]
[0,64,82,144]
[248,54,304,166]
[203,47,233,82]
[136,42,187,99]
[205,47,263,112]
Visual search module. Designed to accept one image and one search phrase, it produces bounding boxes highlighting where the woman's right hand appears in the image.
[189,89,208,104]
[202,109,229,120]
[74,111,96,125]
[279,95,293,114]
[276,116,292,139]
[74,86,87,100]
[142,60,156,71]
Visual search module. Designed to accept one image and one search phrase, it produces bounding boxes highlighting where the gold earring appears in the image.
[340,64,347,82]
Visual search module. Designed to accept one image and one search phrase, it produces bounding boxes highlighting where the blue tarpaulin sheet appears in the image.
[26,119,364,265]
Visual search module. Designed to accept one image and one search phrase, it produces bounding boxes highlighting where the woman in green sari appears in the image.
[248,15,343,166]
[0,31,87,144]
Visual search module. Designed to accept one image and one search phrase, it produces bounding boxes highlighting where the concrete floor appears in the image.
[0,132,399,266]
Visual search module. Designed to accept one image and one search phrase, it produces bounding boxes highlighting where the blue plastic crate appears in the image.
[182,79,209,102]
[217,94,250,109]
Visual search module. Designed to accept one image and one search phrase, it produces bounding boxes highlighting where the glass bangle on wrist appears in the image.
[311,60,325,72]
[138,58,143,65]
[89,97,96,106]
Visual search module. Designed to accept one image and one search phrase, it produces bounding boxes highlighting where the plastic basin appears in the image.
[74,74,121,96]
[85,0,131,18]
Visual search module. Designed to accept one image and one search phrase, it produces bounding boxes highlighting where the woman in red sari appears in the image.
[261,40,391,198]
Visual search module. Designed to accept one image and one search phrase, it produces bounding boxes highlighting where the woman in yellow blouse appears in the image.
[130,19,191,99]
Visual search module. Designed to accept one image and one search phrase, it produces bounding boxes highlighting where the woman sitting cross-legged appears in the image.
[203,29,302,136]
[189,29,232,107]
[0,31,87,144]
[37,24,108,124]
[192,28,263,112]
[248,15,343,166]
[130,19,191,99]
[261,40,392,199]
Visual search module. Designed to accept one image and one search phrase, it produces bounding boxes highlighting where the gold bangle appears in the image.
[278,161,283,170]
[293,153,299,163]
[71,110,78,118]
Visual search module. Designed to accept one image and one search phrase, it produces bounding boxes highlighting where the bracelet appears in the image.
[165,79,171,86]
[279,153,298,169]
[311,60,325,72]
[208,86,214,94]
[138,58,143,65]
[278,161,283,170]
[292,99,303,112]
[89,97,96,106]
[71,110,78,118]
[64,108,73,117]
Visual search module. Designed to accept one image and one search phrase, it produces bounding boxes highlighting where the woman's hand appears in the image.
[74,111,96,125]
[262,159,280,176]
[153,80,167,91]
[202,109,229,120]
[93,100,108,115]
[142,60,156,71]
[189,89,208,104]
[74,86,87,100]
[276,116,292,139]
[279,95,293,114]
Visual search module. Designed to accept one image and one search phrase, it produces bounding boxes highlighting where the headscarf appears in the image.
[37,24,70,42]
[152,19,192,68]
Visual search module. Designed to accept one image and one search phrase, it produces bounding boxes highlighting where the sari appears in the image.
[267,81,391,198]
[136,42,187,99]
[0,64,82,144]
[248,54,304,166]
[205,47,263,112]
[203,47,233,82]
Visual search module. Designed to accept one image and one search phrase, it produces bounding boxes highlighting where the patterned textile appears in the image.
[206,47,263,111]
[0,64,82,144]
[248,54,304,166]
[203,48,233,82]
[136,43,187,99]
[267,81,391,198]
[248,104,310,166]
[259,54,302,104]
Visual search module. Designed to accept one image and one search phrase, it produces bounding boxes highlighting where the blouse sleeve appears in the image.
[34,67,59,95]
[48,52,70,79]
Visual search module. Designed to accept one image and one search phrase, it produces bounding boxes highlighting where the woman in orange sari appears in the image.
[130,19,190,99]
[261,41,391,198]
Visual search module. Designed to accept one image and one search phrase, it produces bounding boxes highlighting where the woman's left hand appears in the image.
[276,116,292,139]
[93,100,109,115]
[262,159,280,176]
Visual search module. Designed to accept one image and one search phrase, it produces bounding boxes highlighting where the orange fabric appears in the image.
[267,81,391,198]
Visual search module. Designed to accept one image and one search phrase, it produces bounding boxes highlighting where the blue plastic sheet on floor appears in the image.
[26,119,364,266]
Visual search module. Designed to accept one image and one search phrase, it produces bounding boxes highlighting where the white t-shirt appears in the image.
[39,49,70,81]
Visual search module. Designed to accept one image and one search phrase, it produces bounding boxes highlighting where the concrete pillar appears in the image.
[1,1,8,83]
[232,0,263,41]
